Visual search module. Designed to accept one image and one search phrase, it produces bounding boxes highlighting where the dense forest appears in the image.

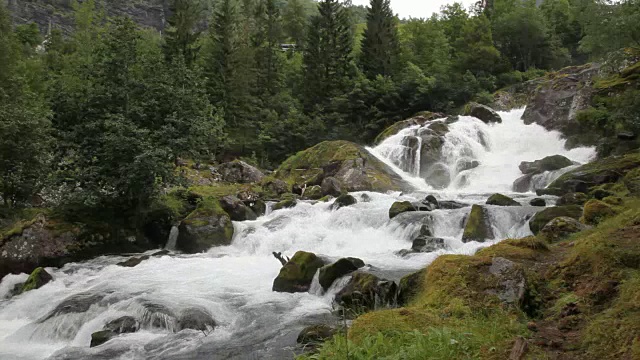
[1,0,639,220]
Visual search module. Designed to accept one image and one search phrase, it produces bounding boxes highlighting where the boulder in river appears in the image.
[529,205,582,235]
[90,316,140,347]
[374,111,445,144]
[297,324,337,348]
[117,255,149,267]
[249,199,267,217]
[334,272,397,313]
[273,198,297,211]
[331,194,357,210]
[411,236,448,253]
[439,200,469,209]
[178,308,216,332]
[513,174,534,193]
[397,269,425,306]
[462,205,494,243]
[216,160,265,184]
[539,217,590,243]
[176,198,234,253]
[388,201,416,219]
[304,185,323,200]
[465,102,502,124]
[529,198,546,207]
[320,177,343,197]
[318,257,365,291]
[486,193,521,206]
[262,178,289,197]
[220,195,257,221]
[272,251,326,293]
[273,140,409,193]
[21,267,53,293]
[519,155,574,175]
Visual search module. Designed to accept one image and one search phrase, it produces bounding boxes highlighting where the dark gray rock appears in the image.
[216,161,265,184]
[321,177,343,197]
[117,256,149,268]
[331,194,357,210]
[220,195,257,221]
[519,155,574,175]
[488,257,526,305]
[411,236,447,253]
[297,324,337,347]
[318,258,365,291]
[178,308,216,332]
[529,198,546,207]
[556,192,588,206]
[466,102,502,124]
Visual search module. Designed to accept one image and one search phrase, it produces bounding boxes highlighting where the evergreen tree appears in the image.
[303,0,355,107]
[283,0,308,47]
[254,0,283,99]
[163,0,203,66]
[359,0,400,79]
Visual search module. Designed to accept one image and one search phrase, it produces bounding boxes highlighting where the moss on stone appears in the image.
[21,267,53,293]
[486,193,521,206]
[529,205,583,235]
[462,205,493,242]
[388,201,415,219]
[273,199,297,211]
[582,199,616,225]
[548,153,640,193]
[272,251,326,293]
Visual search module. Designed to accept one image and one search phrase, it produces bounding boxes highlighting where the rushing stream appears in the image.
[0,109,595,360]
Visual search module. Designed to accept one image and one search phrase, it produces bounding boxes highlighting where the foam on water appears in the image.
[0,108,596,359]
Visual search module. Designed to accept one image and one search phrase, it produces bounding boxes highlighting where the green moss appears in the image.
[272,251,325,292]
[462,205,492,242]
[529,205,583,235]
[486,193,521,206]
[0,209,47,243]
[21,267,52,293]
[188,183,263,199]
[476,237,549,261]
[273,199,297,211]
[582,199,616,225]
[548,153,640,192]
[388,201,415,219]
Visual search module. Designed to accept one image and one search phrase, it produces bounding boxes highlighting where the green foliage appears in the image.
[359,0,399,78]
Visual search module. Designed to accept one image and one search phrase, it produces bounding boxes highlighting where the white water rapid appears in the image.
[0,109,596,360]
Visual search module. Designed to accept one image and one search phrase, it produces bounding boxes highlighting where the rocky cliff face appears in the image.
[5,0,170,34]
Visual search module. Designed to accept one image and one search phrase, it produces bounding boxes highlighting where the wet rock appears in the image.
[389,201,416,219]
[519,155,574,175]
[42,293,107,321]
[262,178,289,197]
[539,217,590,242]
[462,205,494,243]
[415,195,439,211]
[513,174,534,193]
[178,308,216,332]
[273,198,297,211]
[216,160,265,184]
[106,316,140,334]
[272,251,326,293]
[411,236,447,253]
[318,257,365,291]
[488,257,526,305]
[439,200,469,209]
[220,195,257,221]
[397,269,425,306]
[304,185,323,200]
[249,199,267,217]
[90,330,114,347]
[140,301,178,330]
[176,199,234,253]
[486,193,521,206]
[466,102,502,124]
[292,184,304,196]
[320,177,343,197]
[556,192,588,206]
[360,193,372,202]
[529,198,546,206]
[117,255,149,267]
[151,249,170,256]
[456,159,480,173]
[374,111,445,144]
[422,163,451,190]
[617,131,637,140]
[582,199,616,225]
[335,272,396,313]
[20,267,53,293]
[529,205,582,235]
[331,194,357,210]
[297,324,337,347]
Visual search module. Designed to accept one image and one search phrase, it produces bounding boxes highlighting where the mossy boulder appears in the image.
[273,140,408,192]
[90,330,114,347]
[21,267,53,293]
[582,199,616,225]
[623,168,640,196]
[556,192,588,206]
[547,153,640,194]
[90,316,140,347]
[331,194,357,210]
[334,272,396,313]
[272,251,326,293]
[389,201,416,219]
[539,216,590,242]
[176,198,234,253]
[297,324,337,347]
[462,205,494,242]
[486,193,521,206]
[519,155,574,175]
[249,199,267,217]
[465,102,502,124]
[219,195,257,221]
[530,198,546,206]
[397,269,425,306]
[216,160,265,184]
[304,185,323,200]
[261,178,289,197]
[273,198,297,211]
[318,257,365,291]
[411,236,447,253]
[374,111,444,144]
[529,205,583,235]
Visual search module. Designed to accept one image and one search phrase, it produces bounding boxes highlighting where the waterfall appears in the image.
[0,109,597,360]
[164,226,179,251]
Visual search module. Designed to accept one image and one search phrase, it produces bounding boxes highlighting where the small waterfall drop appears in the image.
[164,226,179,250]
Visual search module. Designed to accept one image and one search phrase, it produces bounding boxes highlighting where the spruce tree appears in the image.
[303,0,355,107]
[283,0,307,48]
[359,0,399,79]
[163,0,203,66]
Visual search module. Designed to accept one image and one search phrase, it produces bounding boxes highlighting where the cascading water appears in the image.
[0,109,596,360]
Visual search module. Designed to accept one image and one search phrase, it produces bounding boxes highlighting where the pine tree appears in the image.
[359,0,399,79]
[303,0,355,107]
[163,0,203,66]
[283,0,307,47]
[254,0,283,99]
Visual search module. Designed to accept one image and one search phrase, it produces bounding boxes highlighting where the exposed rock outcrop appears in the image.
[529,206,583,235]
[216,160,265,184]
[374,111,445,144]
[334,272,397,313]
[20,267,53,293]
[219,195,257,221]
[176,199,234,253]
[331,194,357,210]
[318,257,365,291]
[388,201,416,219]
[519,155,574,175]
[462,205,494,242]
[272,251,326,293]
[539,217,589,242]
[274,141,409,193]
[465,102,502,124]
[486,193,521,206]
